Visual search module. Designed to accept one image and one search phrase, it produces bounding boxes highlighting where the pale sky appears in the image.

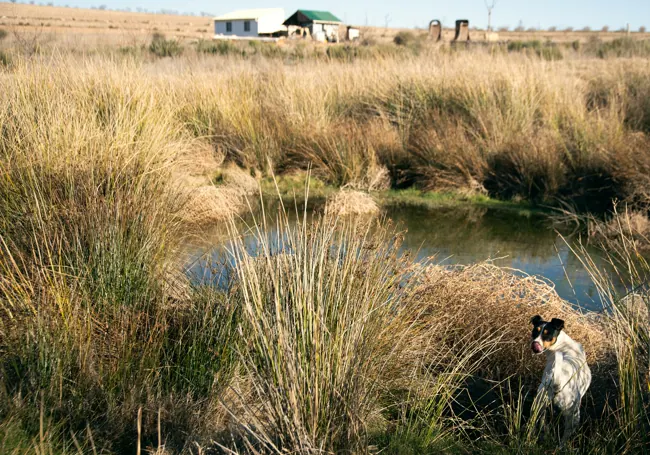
[6,0,650,30]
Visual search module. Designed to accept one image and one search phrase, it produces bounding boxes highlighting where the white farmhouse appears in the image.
[213,8,286,38]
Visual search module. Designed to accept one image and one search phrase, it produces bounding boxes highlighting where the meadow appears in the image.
[1,19,650,454]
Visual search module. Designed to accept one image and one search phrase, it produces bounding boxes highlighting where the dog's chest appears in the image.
[544,351,587,409]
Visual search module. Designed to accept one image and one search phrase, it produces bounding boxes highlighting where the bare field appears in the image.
[0,2,212,43]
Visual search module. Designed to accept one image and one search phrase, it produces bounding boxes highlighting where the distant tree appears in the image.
[498,25,510,32]
[548,26,557,32]
[526,27,537,32]
[485,0,497,32]
[98,5,107,10]
[563,26,574,32]
[582,26,591,32]
[514,20,525,32]
[640,26,647,33]
[10,0,17,3]
[602,25,609,32]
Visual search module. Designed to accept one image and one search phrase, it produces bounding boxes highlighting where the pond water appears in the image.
[185,202,628,312]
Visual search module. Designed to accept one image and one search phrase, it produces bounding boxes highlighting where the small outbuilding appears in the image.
[213,8,286,38]
[347,26,360,41]
[283,10,342,42]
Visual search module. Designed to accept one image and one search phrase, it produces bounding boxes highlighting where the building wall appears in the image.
[214,19,259,37]
[256,10,286,35]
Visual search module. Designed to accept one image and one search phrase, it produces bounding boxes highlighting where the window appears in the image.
[226,21,232,32]
[244,21,250,32]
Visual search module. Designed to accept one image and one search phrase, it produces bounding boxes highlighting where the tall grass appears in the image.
[0,61,237,452]
[2,50,650,453]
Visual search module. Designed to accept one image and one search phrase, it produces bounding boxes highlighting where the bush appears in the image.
[393,30,416,46]
[149,32,183,57]
[0,50,11,67]
[507,40,563,60]
[0,28,7,41]
[247,40,286,58]
[326,44,360,62]
[588,37,650,58]
[196,38,246,56]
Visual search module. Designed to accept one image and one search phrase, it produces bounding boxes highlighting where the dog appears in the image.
[530,315,591,443]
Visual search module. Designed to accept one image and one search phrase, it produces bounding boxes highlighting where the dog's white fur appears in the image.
[533,328,591,442]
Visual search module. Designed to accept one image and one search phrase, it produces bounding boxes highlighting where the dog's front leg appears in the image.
[561,405,580,446]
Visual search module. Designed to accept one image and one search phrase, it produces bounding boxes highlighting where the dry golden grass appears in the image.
[324,190,380,216]
[408,263,610,379]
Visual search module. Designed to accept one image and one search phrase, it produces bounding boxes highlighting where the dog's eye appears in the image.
[535,327,540,332]
[543,329,548,335]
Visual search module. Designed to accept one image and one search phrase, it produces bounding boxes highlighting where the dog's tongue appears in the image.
[531,342,543,354]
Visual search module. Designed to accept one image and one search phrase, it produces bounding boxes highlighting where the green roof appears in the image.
[283,9,342,26]
[299,10,341,22]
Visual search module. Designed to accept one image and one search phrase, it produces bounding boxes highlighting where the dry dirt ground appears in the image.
[1,3,649,49]
[0,3,212,48]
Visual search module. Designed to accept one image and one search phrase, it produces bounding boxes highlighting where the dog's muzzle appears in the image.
[531,341,543,354]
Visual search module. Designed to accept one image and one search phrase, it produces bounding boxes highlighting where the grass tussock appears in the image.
[324,189,380,216]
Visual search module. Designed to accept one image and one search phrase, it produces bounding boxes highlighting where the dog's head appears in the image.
[530,315,564,354]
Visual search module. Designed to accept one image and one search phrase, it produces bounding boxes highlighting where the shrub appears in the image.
[196,38,245,56]
[602,25,610,32]
[0,50,10,67]
[326,44,360,62]
[149,32,183,57]
[507,40,563,60]
[394,30,416,46]
[589,37,650,58]
[247,40,286,58]
[0,28,7,41]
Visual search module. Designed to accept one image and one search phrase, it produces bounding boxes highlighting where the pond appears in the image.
[185,201,628,312]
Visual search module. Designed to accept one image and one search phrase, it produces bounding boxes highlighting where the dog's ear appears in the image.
[549,318,565,331]
[530,315,542,325]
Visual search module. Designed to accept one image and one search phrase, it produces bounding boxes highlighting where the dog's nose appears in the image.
[531,342,543,353]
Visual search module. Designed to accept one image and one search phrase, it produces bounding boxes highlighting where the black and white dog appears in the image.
[530,315,591,443]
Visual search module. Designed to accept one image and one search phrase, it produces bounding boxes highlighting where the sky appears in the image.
[8,0,650,30]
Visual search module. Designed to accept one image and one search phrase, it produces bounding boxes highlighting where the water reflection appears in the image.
[184,202,628,312]
[386,205,623,311]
